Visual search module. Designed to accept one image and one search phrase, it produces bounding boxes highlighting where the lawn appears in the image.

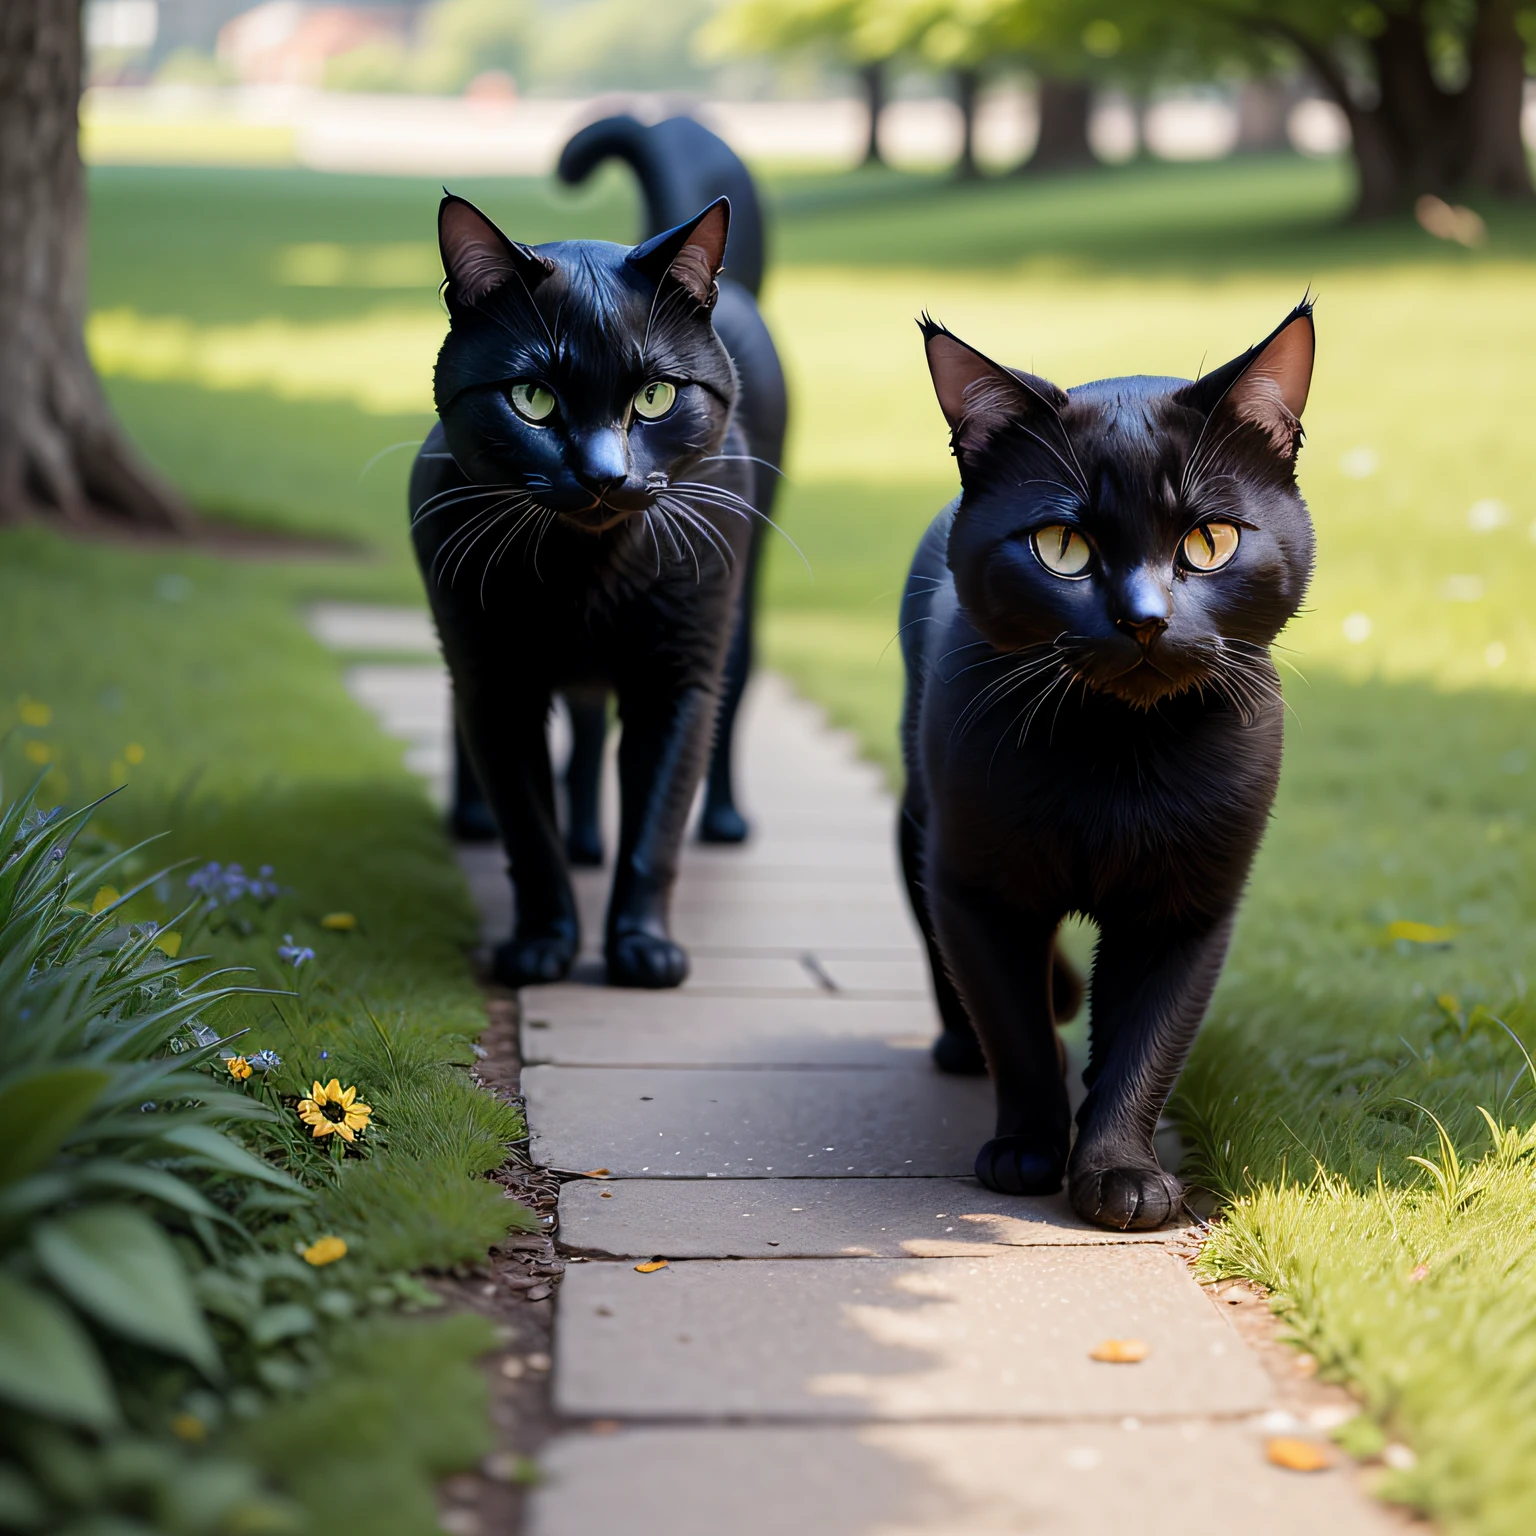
[8,152,1536,1533]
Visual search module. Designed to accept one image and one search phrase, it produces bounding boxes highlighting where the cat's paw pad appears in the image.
[932,1028,988,1076]
[1069,1164,1183,1231]
[492,929,577,988]
[974,1137,1066,1196]
[607,931,690,989]
[698,802,750,845]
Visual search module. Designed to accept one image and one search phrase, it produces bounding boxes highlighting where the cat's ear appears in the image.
[627,197,730,306]
[1177,300,1314,458]
[919,315,1066,451]
[438,193,554,305]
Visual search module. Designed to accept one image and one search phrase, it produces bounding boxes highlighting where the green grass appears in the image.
[16,153,1535,1532]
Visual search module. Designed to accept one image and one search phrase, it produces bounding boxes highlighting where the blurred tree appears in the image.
[700,0,895,164]
[0,0,188,527]
[1093,0,1534,214]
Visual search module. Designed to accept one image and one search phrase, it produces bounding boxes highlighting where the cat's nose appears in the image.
[1117,615,1168,649]
[572,430,629,499]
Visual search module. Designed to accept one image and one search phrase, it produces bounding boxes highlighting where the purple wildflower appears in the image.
[277,934,314,969]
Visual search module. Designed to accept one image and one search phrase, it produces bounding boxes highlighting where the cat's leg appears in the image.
[561,687,607,868]
[449,718,499,843]
[459,689,580,987]
[900,803,986,1075]
[699,507,765,845]
[607,682,719,988]
[931,874,1071,1193]
[1068,915,1234,1230]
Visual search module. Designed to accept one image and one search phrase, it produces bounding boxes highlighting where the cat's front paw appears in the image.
[1069,1163,1183,1231]
[607,930,690,989]
[493,927,577,988]
[974,1136,1066,1196]
[932,1027,988,1076]
[698,800,750,845]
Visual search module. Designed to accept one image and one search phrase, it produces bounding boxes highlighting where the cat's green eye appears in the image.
[1031,524,1092,579]
[632,380,677,420]
[1181,521,1240,572]
[508,382,556,423]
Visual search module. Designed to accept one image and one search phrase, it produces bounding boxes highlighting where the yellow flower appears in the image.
[124,742,146,765]
[296,1078,372,1142]
[320,911,357,931]
[225,1055,253,1081]
[18,696,51,727]
[302,1235,348,1267]
[91,885,120,914]
[169,1413,206,1442]
[24,741,52,765]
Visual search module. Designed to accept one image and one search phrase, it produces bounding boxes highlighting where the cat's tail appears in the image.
[556,113,767,297]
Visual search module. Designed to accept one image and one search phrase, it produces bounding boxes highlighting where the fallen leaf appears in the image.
[1089,1338,1149,1363]
[1388,920,1455,945]
[634,1260,669,1274]
[599,1190,614,1198]
[1266,1437,1334,1472]
[581,1168,611,1177]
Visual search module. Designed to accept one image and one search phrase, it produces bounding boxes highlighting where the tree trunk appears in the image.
[1271,0,1531,218]
[1459,0,1533,196]
[0,0,189,528]
[859,60,886,167]
[954,67,982,180]
[1021,77,1096,174]
[1234,78,1295,154]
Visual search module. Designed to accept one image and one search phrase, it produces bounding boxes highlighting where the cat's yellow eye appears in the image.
[509,382,556,422]
[633,380,677,420]
[1181,521,1240,572]
[1031,524,1092,579]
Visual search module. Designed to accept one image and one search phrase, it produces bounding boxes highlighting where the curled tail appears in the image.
[557,113,767,297]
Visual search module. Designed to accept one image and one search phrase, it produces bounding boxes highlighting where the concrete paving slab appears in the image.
[525,1065,993,1177]
[521,994,938,1067]
[558,1177,1192,1258]
[528,1422,1397,1536]
[554,1247,1269,1420]
[306,603,438,653]
[819,955,935,994]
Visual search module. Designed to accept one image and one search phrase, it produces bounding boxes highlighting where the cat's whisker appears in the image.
[699,454,787,478]
[659,498,735,575]
[668,484,814,577]
[411,483,524,525]
[431,502,513,581]
[449,498,530,588]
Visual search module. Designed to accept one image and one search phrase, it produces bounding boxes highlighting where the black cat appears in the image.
[449,114,788,857]
[899,303,1315,1229]
[411,193,770,989]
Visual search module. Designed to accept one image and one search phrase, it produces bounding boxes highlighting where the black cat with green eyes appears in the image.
[900,304,1316,1229]
[411,193,766,988]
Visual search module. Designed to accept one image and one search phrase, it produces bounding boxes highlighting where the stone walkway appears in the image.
[313,605,1403,1536]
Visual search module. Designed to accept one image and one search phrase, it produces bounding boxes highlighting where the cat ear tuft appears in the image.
[1179,300,1315,459]
[627,198,731,306]
[438,194,553,305]
[919,315,1065,448]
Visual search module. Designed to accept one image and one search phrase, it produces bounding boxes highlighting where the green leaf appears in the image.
[33,1206,222,1378]
[247,1303,315,1347]
[0,1461,48,1530]
[0,1273,118,1429]
[0,1067,110,1183]
[158,1125,306,1193]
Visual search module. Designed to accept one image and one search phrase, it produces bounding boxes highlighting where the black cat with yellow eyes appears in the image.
[411,193,764,989]
[899,303,1316,1230]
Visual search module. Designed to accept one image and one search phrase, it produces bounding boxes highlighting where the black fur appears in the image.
[900,304,1316,1229]
[411,193,760,989]
[451,115,788,852]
